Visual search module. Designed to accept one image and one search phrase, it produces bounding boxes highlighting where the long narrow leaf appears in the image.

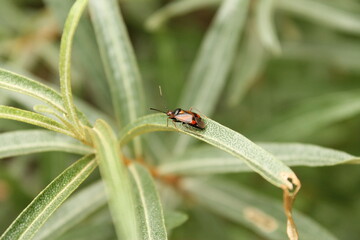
[182,178,337,240]
[59,0,88,130]
[0,68,65,113]
[256,0,281,55]
[146,0,222,31]
[159,143,360,175]
[226,26,266,106]
[257,90,360,141]
[0,130,92,159]
[129,163,167,240]
[0,154,97,240]
[174,0,250,153]
[34,181,106,240]
[89,0,145,128]
[0,106,76,138]
[89,0,145,158]
[277,0,360,35]
[120,114,299,190]
[0,67,91,126]
[45,0,111,112]
[90,120,139,240]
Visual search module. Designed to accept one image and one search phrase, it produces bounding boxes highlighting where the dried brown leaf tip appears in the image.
[281,172,301,240]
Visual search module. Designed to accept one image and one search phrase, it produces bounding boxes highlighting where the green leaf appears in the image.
[90,120,139,240]
[34,181,106,240]
[258,90,360,141]
[0,106,76,138]
[120,114,298,190]
[0,154,97,240]
[183,178,337,240]
[89,0,145,128]
[45,0,111,113]
[256,0,281,55]
[174,0,250,154]
[159,143,360,175]
[0,68,65,113]
[277,0,360,35]
[59,0,88,130]
[0,67,91,127]
[0,130,92,159]
[226,26,266,106]
[164,211,188,233]
[129,163,167,240]
[281,40,360,71]
[145,0,222,31]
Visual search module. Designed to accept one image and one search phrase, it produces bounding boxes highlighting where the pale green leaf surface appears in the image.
[129,163,167,240]
[0,106,75,138]
[145,0,221,31]
[0,155,97,240]
[0,130,92,159]
[89,0,144,157]
[120,114,297,189]
[159,143,360,175]
[91,120,139,240]
[174,0,250,154]
[0,67,91,126]
[256,0,281,55]
[281,41,360,71]
[45,0,111,112]
[226,26,266,106]
[89,0,145,127]
[277,0,360,35]
[59,0,88,129]
[164,211,188,233]
[182,178,337,240]
[0,68,64,113]
[34,181,106,240]
[258,90,360,141]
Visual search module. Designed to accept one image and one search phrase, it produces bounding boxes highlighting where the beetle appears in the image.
[150,107,206,130]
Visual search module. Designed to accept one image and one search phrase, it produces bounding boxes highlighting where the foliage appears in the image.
[1,0,360,239]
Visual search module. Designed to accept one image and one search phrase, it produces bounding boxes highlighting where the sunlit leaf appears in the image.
[120,114,298,190]
[90,120,139,240]
[0,68,64,113]
[59,0,88,131]
[0,130,91,159]
[0,106,76,138]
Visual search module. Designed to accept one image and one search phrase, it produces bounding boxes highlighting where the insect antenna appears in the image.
[149,108,167,114]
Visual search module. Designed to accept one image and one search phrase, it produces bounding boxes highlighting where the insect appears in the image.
[150,107,206,130]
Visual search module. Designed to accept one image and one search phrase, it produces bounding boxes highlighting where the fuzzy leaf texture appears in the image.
[120,114,299,190]
[0,155,97,240]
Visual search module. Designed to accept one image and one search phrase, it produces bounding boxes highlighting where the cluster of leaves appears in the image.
[0,0,360,239]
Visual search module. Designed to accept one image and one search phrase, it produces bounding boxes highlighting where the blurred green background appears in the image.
[1,0,360,239]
